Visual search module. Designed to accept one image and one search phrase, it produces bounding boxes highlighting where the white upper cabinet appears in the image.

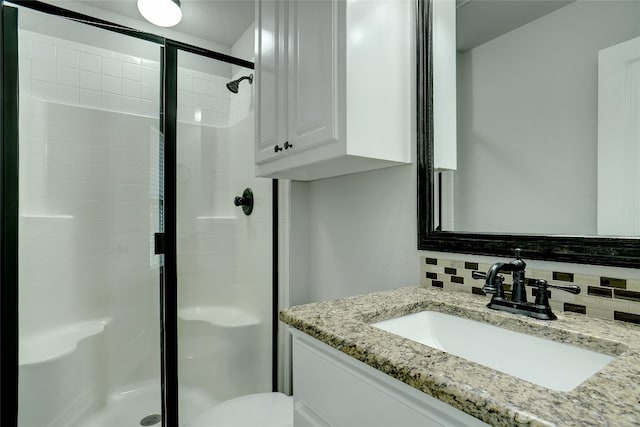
[255,0,413,181]
[287,0,340,155]
[255,0,287,164]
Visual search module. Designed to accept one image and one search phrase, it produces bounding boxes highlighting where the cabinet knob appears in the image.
[274,144,283,153]
[284,141,293,150]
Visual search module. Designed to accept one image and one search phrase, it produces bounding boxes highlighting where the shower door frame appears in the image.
[0,2,273,427]
[1,5,20,427]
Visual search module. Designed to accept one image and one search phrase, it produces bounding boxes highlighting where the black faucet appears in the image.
[472,249,581,320]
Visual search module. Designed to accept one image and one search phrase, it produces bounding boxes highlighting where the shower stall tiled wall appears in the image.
[13,5,272,427]
[18,20,165,427]
[19,29,162,116]
[176,50,272,412]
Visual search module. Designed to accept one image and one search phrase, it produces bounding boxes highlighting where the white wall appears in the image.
[290,164,421,302]
[292,160,640,305]
[229,23,256,125]
[232,23,256,63]
[454,1,640,235]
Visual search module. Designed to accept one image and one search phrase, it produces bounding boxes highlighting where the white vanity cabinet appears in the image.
[291,330,489,427]
[255,0,413,181]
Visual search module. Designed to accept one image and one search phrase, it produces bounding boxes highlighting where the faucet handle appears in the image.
[471,271,504,282]
[527,279,581,306]
[471,271,486,280]
[550,282,581,294]
[526,279,581,294]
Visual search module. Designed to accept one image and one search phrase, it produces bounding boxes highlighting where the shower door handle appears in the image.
[154,233,165,255]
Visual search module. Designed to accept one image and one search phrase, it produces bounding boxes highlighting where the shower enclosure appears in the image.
[1,2,275,426]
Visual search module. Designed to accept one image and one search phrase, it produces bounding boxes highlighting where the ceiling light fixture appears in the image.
[137,0,182,28]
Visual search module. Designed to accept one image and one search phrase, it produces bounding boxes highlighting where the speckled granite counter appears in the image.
[280,286,640,427]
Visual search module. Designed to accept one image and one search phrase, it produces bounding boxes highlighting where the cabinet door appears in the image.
[255,0,287,164]
[292,332,490,427]
[287,0,342,153]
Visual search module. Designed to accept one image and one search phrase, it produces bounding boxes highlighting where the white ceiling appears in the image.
[75,0,255,47]
[457,0,574,52]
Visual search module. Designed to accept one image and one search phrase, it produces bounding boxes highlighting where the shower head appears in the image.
[226,74,254,94]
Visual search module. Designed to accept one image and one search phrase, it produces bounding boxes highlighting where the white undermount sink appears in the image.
[372,311,616,392]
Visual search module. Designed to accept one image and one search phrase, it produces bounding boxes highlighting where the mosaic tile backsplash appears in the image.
[420,256,640,325]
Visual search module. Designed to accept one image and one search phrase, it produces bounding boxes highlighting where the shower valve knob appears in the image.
[234,188,254,216]
[284,141,293,150]
[274,145,283,153]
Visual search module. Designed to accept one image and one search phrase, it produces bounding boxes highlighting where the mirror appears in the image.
[417,0,640,267]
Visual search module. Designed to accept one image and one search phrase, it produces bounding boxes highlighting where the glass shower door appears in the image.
[175,50,273,425]
[15,7,165,427]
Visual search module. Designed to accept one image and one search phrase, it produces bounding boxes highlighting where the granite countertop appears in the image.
[280,286,640,427]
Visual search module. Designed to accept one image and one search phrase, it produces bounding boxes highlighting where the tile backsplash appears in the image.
[421,256,640,325]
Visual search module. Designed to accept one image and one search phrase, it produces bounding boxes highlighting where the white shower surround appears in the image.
[18,20,271,427]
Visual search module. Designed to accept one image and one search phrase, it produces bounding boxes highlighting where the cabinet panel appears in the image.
[292,332,495,427]
[294,339,441,427]
[287,0,341,153]
[256,0,287,163]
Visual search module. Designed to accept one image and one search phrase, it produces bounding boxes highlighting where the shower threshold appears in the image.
[76,381,218,427]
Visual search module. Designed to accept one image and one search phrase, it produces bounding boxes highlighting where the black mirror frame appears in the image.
[416,0,640,268]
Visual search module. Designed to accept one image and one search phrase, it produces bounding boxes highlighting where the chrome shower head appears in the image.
[226,74,253,94]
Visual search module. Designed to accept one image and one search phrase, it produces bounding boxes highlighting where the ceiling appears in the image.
[71,1,576,55]
[457,0,574,52]
[75,0,255,47]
